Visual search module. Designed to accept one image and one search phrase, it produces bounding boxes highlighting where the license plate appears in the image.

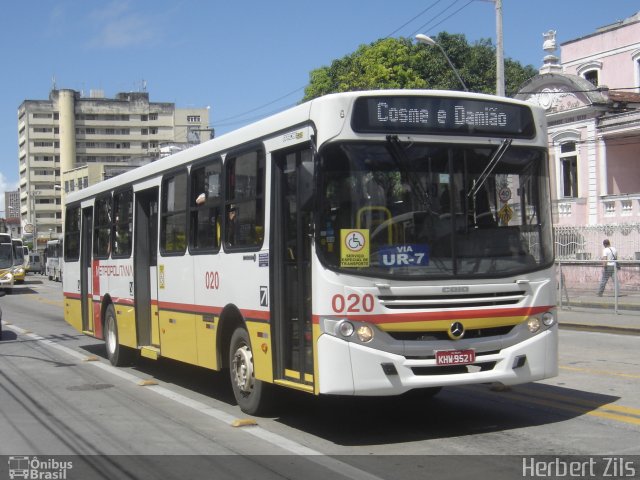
[435,349,476,365]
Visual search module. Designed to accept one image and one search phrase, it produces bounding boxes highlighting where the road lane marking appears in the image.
[519,388,640,418]
[3,323,385,480]
[502,391,640,426]
[34,296,65,307]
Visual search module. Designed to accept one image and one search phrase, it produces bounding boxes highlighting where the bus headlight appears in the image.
[542,312,555,326]
[338,321,355,337]
[13,267,25,275]
[527,317,541,333]
[0,272,13,282]
[356,325,374,343]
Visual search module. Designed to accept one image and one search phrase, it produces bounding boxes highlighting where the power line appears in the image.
[411,0,475,37]
[211,0,486,131]
[384,0,445,38]
[212,86,304,125]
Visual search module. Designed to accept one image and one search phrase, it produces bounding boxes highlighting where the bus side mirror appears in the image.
[299,159,315,211]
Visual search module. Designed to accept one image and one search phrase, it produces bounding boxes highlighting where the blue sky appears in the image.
[0,0,637,210]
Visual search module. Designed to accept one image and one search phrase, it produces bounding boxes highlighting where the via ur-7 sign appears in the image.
[379,244,430,267]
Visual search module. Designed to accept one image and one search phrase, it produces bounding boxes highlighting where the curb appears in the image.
[559,323,640,336]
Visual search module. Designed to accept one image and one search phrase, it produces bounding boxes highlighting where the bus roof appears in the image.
[64,89,542,206]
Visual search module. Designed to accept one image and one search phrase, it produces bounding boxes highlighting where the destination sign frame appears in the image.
[351,96,536,138]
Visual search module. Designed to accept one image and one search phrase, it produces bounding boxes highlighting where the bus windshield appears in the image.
[13,243,25,266]
[0,243,13,269]
[316,140,553,279]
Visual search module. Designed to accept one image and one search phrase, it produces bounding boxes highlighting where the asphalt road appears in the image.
[0,276,639,480]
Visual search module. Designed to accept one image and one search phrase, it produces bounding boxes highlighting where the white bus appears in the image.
[0,236,14,293]
[46,239,63,281]
[63,90,557,414]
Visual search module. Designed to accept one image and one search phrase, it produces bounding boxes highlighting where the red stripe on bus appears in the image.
[156,301,271,321]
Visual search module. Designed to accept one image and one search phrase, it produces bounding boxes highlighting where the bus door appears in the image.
[134,188,159,348]
[80,207,94,333]
[272,146,314,387]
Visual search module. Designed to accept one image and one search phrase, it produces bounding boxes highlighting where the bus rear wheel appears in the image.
[229,327,272,415]
[104,304,136,366]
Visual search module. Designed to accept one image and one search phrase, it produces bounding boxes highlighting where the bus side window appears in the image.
[190,158,222,252]
[224,149,265,250]
[113,189,133,257]
[161,170,188,255]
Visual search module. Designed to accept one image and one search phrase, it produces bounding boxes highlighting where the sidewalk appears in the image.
[556,291,640,335]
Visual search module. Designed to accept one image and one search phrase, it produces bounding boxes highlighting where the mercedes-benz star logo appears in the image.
[448,321,465,340]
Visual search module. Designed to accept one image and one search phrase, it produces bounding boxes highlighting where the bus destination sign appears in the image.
[351,96,535,138]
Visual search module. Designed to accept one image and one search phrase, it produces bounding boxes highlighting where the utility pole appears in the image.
[495,0,505,96]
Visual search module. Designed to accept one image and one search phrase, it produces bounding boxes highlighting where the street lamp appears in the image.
[415,34,468,92]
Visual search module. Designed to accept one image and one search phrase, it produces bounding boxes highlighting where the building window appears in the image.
[560,142,578,198]
[149,113,158,121]
[583,70,598,87]
[187,115,201,123]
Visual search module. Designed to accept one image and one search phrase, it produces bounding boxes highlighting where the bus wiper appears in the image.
[467,138,512,199]
[385,135,430,210]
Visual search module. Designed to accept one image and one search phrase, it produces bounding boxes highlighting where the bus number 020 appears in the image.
[331,294,375,313]
[205,271,220,290]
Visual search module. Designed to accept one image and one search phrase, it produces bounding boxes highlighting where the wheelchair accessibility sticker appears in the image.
[340,229,370,267]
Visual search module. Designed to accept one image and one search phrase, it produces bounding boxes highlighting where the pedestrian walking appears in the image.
[597,239,617,296]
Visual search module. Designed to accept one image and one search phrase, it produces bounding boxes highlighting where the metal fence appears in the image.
[554,223,640,261]
[554,223,640,314]
[557,261,640,314]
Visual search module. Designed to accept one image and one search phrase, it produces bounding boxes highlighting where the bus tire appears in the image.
[229,326,272,415]
[104,304,136,366]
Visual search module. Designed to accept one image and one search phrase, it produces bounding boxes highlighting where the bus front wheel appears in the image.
[229,327,272,415]
[104,304,136,366]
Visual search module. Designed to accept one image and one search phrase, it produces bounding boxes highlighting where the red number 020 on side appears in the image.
[331,294,375,313]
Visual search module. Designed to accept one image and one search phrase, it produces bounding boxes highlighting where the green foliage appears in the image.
[303,33,536,101]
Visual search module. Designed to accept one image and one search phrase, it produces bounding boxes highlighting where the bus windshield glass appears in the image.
[316,140,553,278]
[13,243,25,266]
[0,243,13,269]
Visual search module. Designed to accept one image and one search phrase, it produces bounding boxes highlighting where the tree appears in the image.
[302,33,537,101]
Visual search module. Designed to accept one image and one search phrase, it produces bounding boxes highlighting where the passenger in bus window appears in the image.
[226,205,237,245]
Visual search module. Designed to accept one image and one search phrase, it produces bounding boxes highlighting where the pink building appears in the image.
[516,11,640,234]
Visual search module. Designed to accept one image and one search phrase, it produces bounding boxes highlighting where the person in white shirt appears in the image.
[597,239,617,296]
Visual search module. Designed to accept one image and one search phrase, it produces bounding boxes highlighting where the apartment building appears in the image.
[17,89,210,251]
[4,190,20,219]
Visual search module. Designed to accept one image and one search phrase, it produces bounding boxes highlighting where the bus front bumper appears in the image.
[316,326,558,395]
[0,270,14,290]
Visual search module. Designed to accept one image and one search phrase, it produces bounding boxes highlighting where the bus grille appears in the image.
[378,291,526,310]
[411,361,497,375]
[388,326,513,341]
